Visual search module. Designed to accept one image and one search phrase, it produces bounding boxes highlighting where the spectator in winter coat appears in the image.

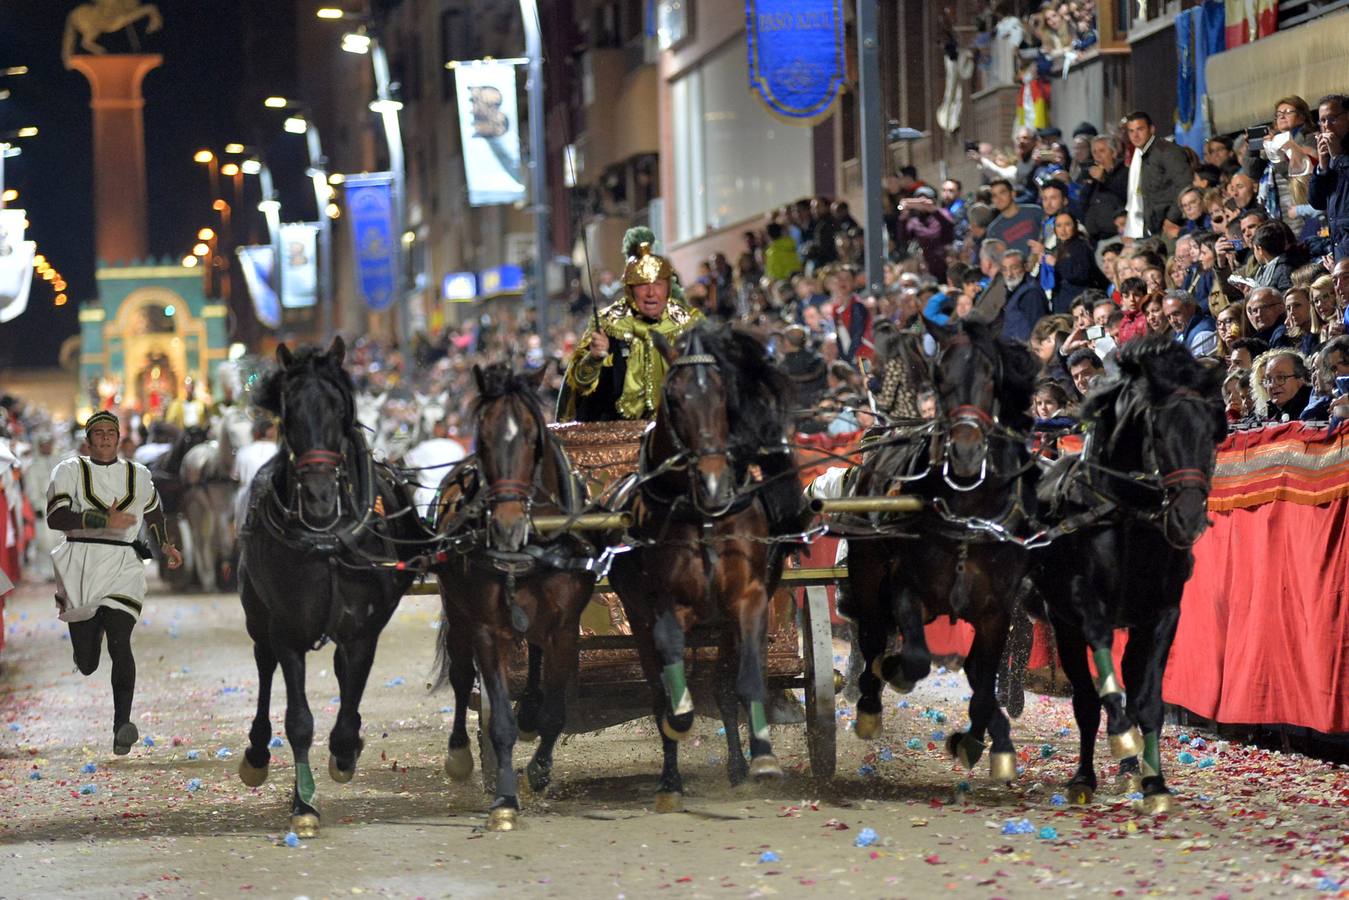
[1001,249,1050,343]
[1309,93,1349,260]
[896,187,956,281]
[1078,136,1128,241]
[1042,212,1105,314]
[763,222,803,281]
[1163,290,1218,357]
[1122,111,1193,239]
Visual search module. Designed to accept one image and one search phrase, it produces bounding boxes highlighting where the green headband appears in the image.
[84,410,120,434]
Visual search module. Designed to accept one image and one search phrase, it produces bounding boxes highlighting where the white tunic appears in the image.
[47,456,160,623]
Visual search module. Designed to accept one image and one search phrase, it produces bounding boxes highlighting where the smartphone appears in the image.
[1085,324,1105,341]
[1230,238,1245,252]
[1247,125,1270,140]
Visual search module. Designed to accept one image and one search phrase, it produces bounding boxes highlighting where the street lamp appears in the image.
[316,7,408,343]
[1,125,40,210]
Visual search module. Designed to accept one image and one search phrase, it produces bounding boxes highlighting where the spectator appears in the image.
[763,222,803,281]
[1204,135,1241,177]
[1172,187,1209,235]
[896,186,956,281]
[1002,249,1050,342]
[1067,347,1105,395]
[1251,221,1294,292]
[1245,286,1289,346]
[1257,349,1314,421]
[973,126,1041,201]
[828,266,874,362]
[1214,300,1247,360]
[1029,313,1077,391]
[833,199,862,235]
[1193,163,1224,190]
[971,237,1008,321]
[1283,285,1321,355]
[1227,172,1261,217]
[1142,291,1169,335]
[1044,211,1105,313]
[1122,110,1192,240]
[1162,290,1217,357]
[803,198,839,271]
[1116,276,1151,343]
[1312,274,1344,339]
[1310,93,1349,260]
[1223,368,1253,421]
[1078,135,1128,241]
[940,178,966,222]
[986,178,1042,254]
[1246,95,1317,232]
[1229,336,1270,371]
[781,325,829,419]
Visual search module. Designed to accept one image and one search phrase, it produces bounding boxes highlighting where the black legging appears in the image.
[68,607,137,728]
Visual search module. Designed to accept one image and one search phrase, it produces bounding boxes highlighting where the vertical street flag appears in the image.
[236,244,280,329]
[745,0,846,124]
[0,209,35,324]
[343,173,398,312]
[279,222,319,309]
[454,60,526,206]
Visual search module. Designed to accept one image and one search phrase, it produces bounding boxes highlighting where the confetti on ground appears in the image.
[283,832,301,848]
[215,748,232,760]
[854,828,879,848]
[758,851,780,863]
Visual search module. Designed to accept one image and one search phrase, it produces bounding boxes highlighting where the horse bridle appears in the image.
[479,393,549,548]
[644,351,749,518]
[276,381,361,534]
[1098,384,1214,547]
[934,334,1004,492]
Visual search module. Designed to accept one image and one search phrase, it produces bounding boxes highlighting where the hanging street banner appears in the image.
[453,60,526,206]
[745,0,846,124]
[0,209,36,324]
[343,172,398,312]
[236,244,280,329]
[280,222,319,310]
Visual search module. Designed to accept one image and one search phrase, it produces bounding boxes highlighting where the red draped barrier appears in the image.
[1164,423,1349,733]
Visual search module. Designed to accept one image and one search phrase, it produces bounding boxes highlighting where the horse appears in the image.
[1021,336,1225,813]
[63,0,162,59]
[180,404,254,592]
[606,322,798,812]
[845,315,1041,786]
[235,337,430,837]
[430,363,599,831]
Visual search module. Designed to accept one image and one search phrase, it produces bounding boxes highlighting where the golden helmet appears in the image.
[622,242,674,288]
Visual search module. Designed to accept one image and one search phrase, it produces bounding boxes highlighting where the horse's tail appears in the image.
[430,611,453,692]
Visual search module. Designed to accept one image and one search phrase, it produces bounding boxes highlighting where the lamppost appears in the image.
[316,8,408,345]
[263,97,335,342]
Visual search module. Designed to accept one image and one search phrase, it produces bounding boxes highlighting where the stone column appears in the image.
[66,54,162,266]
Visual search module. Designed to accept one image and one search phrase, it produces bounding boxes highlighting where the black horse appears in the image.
[846,317,1041,784]
[431,363,600,832]
[1022,335,1225,813]
[607,323,800,811]
[235,338,429,836]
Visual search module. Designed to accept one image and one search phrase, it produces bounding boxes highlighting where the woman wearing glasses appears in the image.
[1244,96,1317,233]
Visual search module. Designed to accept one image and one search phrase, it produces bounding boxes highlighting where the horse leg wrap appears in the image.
[1140,731,1161,779]
[296,762,317,807]
[662,663,693,717]
[748,700,770,743]
[1093,647,1122,699]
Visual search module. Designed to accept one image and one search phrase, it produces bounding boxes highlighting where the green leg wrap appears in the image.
[1141,731,1160,779]
[749,700,769,742]
[1093,647,1121,697]
[296,762,316,806]
[662,663,693,716]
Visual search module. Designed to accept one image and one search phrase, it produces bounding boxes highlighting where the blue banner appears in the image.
[344,173,398,312]
[745,0,845,124]
[1175,1,1225,153]
[479,264,524,297]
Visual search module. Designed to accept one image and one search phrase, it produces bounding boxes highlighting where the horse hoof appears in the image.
[951,733,986,771]
[1137,792,1175,815]
[517,729,538,743]
[1116,772,1144,795]
[486,806,519,832]
[653,791,683,814]
[1066,782,1095,805]
[989,751,1018,783]
[328,756,355,784]
[238,758,269,788]
[290,813,320,838]
[748,754,783,780]
[444,746,475,782]
[854,710,882,740]
[660,716,692,742]
[526,759,552,794]
[1109,727,1144,760]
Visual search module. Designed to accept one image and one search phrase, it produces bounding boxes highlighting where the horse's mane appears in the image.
[253,346,356,426]
[1081,335,1226,434]
[681,322,792,456]
[471,363,546,422]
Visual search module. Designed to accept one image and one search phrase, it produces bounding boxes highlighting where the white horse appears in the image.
[180,405,254,592]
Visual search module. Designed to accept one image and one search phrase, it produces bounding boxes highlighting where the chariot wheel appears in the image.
[801,584,837,778]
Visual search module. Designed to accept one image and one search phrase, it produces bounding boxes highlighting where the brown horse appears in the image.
[431,363,600,831]
[606,323,798,811]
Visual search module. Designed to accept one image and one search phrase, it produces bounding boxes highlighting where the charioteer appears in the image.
[560,231,704,423]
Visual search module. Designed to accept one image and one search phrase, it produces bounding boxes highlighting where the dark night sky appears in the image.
[0,0,249,368]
